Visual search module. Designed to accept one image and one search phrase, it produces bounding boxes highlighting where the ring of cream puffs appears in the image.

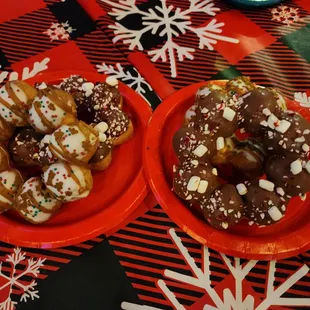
[173,76,310,230]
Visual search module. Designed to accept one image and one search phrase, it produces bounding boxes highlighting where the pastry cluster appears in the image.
[173,76,310,230]
[0,75,133,224]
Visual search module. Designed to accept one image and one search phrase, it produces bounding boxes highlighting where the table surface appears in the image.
[0,0,310,309]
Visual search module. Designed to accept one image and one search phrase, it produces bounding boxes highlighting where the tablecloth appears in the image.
[0,0,310,309]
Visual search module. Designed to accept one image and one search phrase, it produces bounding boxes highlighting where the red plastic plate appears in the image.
[0,71,152,248]
[144,80,310,260]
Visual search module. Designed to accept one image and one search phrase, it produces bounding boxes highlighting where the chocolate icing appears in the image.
[244,181,287,226]
[202,184,244,230]
[263,111,310,159]
[8,128,43,167]
[239,88,280,134]
[265,155,310,197]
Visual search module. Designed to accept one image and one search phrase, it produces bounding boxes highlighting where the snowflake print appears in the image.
[0,248,45,310]
[121,228,310,310]
[96,62,152,105]
[103,0,239,77]
[43,21,75,41]
[294,92,310,108]
[271,5,302,26]
[0,58,50,84]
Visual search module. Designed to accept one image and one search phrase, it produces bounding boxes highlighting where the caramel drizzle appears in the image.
[5,83,27,117]
[32,89,75,131]
[50,122,99,166]
[0,172,22,209]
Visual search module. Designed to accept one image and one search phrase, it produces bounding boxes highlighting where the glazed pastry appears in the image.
[49,121,99,165]
[226,76,256,96]
[15,177,62,224]
[202,184,244,230]
[89,122,113,171]
[60,75,95,123]
[0,168,23,213]
[38,134,58,166]
[263,111,310,159]
[173,161,219,202]
[244,180,287,226]
[0,80,37,126]
[103,109,133,146]
[238,88,281,134]
[8,128,43,167]
[173,126,217,161]
[43,162,93,202]
[28,86,77,134]
[195,90,238,138]
[184,84,225,124]
[265,155,310,198]
[88,78,123,124]
[229,138,265,179]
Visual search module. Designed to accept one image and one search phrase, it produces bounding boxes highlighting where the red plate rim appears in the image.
[144,80,310,260]
[0,70,152,249]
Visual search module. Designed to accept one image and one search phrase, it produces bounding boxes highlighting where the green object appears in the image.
[230,0,282,7]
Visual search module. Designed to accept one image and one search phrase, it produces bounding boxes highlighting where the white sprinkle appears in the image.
[201,107,209,114]
[197,180,209,194]
[304,129,310,135]
[237,211,241,218]
[37,82,47,89]
[186,195,192,200]
[82,82,94,97]
[204,124,209,134]
[106,76,118,87]
[295,136,306,143]
[248,221,254,226]
[300,193,307,201]
[187,176,200,191]
[275,120,291,133]
[268,206,282,221]
[236,183,247,195]
[94,122,109,133]
[267,114,279,129]
[281,205,286,212]
[94,105,100,110]
[173,165,176,173]
[259,179,275,192]
[191,160,199,167]
[290,159,302,175]
[302,144,310,153]
[262,108,271,116]
[223,107,236,122]
[98,132,107,143]
[260,120,268,127]
[260,213,265,219]
[212,168,218,176]
[305,161,310,174]
[221,222,229,229]
[276,187,285,196]
[193,145,208,157]
[268,131,274,138]
[216,137,225,150]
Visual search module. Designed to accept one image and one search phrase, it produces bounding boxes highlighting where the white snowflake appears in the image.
[121,228,310,310]
[103,0,239,77]
[294,92,310,108]
[96,62,153,105]
[43,21,75,41]
[271,5,302,26]
[0,248,45,310]
[0,57,50,84]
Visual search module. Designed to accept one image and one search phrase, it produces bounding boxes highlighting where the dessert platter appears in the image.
[144,76,310,259]
[0,71,151,248]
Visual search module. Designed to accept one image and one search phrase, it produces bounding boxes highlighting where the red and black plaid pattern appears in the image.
[0,0,310,309]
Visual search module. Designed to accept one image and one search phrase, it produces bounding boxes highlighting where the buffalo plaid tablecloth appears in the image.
[0,0,310,309]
